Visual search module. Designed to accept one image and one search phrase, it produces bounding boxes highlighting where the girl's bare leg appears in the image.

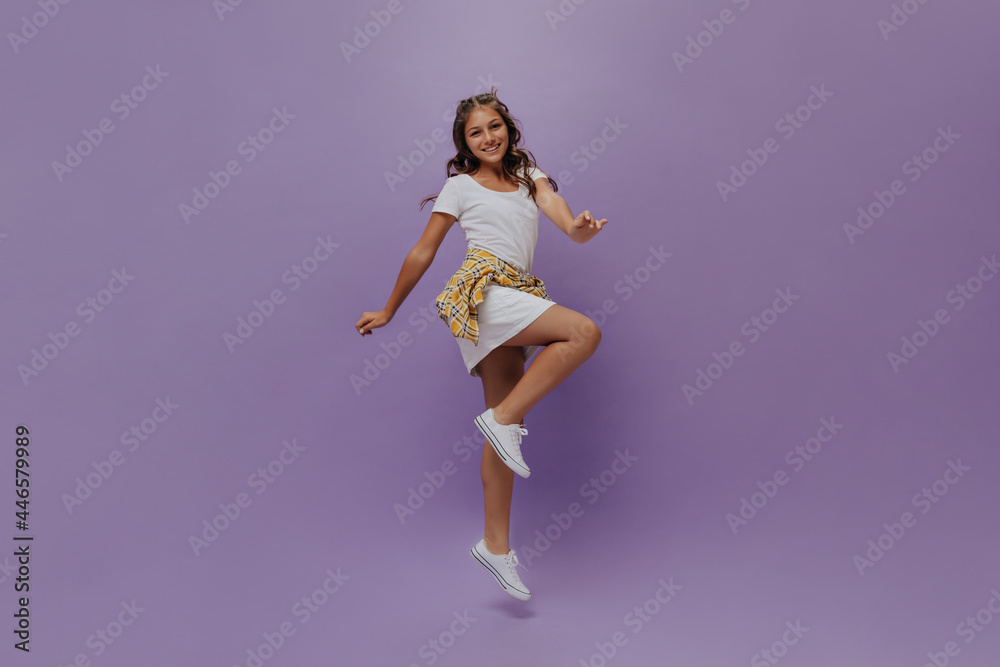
[491,304,601,426]
[475,346,526,555]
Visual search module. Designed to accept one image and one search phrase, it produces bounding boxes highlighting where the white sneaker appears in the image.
[471,539,531,601]
[475,408,531,478]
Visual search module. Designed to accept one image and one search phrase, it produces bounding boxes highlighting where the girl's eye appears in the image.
[470,125,500,136]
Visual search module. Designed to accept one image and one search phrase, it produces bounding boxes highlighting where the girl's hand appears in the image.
[356,310,391,336]
[571,210,608,243]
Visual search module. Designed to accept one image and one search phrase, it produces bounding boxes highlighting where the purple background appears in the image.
[2,0,999,665]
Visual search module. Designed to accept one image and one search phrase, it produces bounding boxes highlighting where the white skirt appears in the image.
[454,280,557,378]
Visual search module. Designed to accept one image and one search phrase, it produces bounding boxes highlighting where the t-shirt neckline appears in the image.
[461,173,523,195]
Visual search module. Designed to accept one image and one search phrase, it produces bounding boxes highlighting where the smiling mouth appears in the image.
[483,144,501,153]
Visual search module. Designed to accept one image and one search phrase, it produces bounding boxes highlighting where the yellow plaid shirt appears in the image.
[435,247,552,345]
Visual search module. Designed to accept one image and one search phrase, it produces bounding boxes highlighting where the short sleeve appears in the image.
[526,166,548,182]
[431,177,462,218]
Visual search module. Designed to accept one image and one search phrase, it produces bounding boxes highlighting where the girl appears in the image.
[355,88,607,601]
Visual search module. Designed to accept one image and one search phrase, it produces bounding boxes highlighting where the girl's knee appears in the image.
[571,317,602,352]
[589,321,602,348]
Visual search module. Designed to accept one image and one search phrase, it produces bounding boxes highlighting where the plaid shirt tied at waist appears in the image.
[435,247,552,346]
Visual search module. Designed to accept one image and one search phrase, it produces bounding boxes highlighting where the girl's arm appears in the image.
[382,247,433,318]
[534,178,607,244]
[357,212,455,336]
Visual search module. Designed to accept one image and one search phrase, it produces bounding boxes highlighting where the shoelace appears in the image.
[505,551,526,578]
[508,424,528,454]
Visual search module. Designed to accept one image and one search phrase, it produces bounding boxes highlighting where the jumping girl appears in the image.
[355,88,607,601]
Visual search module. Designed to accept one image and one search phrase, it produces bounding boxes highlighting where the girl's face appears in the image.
[464,107,508,164]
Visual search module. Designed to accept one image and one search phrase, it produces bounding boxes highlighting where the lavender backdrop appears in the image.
[2,1,999,665]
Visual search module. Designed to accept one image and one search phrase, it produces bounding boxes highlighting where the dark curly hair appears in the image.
[419,87,558,211]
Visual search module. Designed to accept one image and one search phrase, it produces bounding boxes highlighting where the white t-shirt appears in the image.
[431,166,548,275]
